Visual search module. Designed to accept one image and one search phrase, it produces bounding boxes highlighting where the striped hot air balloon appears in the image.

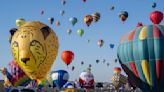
[117,12,164,92]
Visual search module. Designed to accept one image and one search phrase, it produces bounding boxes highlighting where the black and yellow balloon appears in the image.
[10,21,59,84]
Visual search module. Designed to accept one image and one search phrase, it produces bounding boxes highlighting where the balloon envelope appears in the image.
[92,12,101,22]
[8,60,31,86]
[69,17,78,26]
[61,50,74,65]
[79,70,94,89]
[10,21,59,83]
[16,18,25,27]
[117,24,164,92]
[84,15,93,26]
[77,29,84,37]
[119,11,128,22]
[51,70,69,88]
[150,11,163,24]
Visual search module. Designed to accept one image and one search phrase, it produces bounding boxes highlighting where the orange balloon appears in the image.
[114,67,121,73]
[61,51,74,65]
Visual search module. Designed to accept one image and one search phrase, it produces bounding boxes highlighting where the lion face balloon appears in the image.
[10,21,59,82]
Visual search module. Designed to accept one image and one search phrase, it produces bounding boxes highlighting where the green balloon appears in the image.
[16,18,25,27]
[77,29,84,37]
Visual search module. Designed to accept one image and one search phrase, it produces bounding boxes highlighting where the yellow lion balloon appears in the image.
[10,21,59,83]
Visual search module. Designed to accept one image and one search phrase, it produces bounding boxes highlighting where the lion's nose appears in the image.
[21,58,30,64]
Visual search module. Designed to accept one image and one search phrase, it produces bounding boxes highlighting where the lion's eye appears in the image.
[13,41,18,47]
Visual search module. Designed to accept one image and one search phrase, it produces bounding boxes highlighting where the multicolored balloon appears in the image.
[119,11,128,22]
[67,29,72,35]
[112,73,127,90]
[0,60,31,87]
[84,15,93,26]
[48,17,54,25]
[60,10,65,16]
[98,39,104,47]
[61,50,74,66]
[79,68,94,89]
[92,12,101,22]
[51,70,69,88]
[16,18,25,27]
[61,0,66,5]
[117,16,164,92]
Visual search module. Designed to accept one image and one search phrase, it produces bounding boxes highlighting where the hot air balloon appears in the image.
[97,39,104,47]
[48,17,54,25]
[60,10,65,16]
[117,13,164,92]
[96,59,100,64]
[82,0,86,3]
[77,29,84,37]
[56,21,60,26]
[92,12,101,22]
[0,60,31,87]
[112,70,127,90]
[40,10,44,15]
[110,6,115,11]
[63,82,76,88]
[136,22,143,27]
[114,67,121,74]
[152,2,156,9]
[51,70,69,88]
[81,61,84,65]
[71,66,75,71]
[87,39,90,43]
[150,11,163,24]
[84,15,93,26]
[107,63,110,67]
[16,18,25,27]
[114,59,117,63]
[67,29,72,35]
[61,50,74,66]
[119,11,128,22]
[109,43,114,49]
[79,68,94,90]
[114,59,118,63]
[102,59,106,63]
[61,0,66,5]
[10,21,59,84]
[89,64,92,68]
[69,17,78,26]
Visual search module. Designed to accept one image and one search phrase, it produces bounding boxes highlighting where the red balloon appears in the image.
[61,51,74,65]
[136,22,143,27]
[150,11,163,24]
[83,0,86,2]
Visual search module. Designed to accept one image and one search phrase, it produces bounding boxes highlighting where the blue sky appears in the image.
[0,0,164,82]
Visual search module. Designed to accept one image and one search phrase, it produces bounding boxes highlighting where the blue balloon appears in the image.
[109,44,114,49]
[51,70,69,88]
